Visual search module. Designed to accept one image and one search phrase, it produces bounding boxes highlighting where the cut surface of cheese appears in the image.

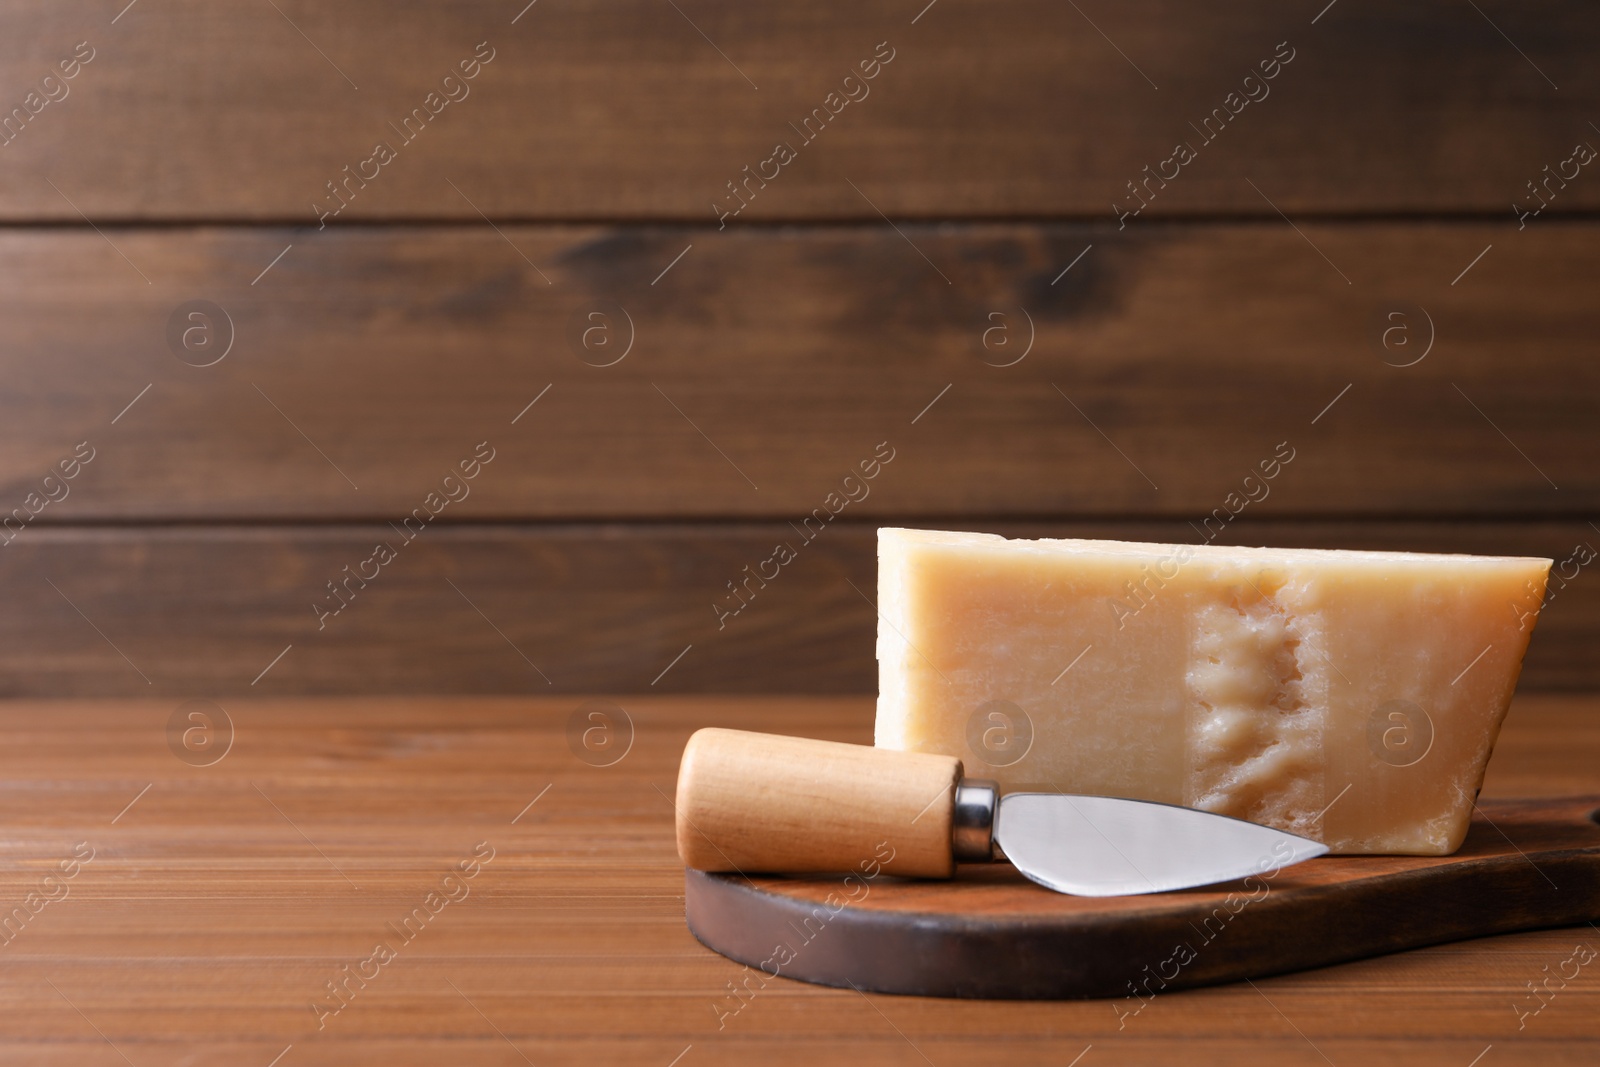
[875,528,1551,855]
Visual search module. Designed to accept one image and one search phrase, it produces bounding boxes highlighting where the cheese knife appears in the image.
[676,728,1327,896]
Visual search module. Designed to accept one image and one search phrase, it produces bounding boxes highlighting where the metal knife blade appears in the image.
[994,793,1328,896]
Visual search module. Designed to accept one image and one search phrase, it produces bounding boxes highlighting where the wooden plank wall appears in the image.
[2,1,1596,696]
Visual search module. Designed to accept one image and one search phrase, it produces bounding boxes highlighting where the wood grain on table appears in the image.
[0,694,1595,1065]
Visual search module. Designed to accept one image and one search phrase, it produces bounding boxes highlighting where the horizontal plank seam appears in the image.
[2,213,1600,231]
[12,514,1594,533]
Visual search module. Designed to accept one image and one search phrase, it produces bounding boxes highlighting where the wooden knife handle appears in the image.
[675,728,964,878]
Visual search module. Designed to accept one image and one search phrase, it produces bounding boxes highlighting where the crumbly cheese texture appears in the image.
[874,528,1551,855]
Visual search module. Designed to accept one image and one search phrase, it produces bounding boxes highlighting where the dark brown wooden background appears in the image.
[2,0,1596,696]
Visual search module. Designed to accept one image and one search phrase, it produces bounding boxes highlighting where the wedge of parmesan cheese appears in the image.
[874,528,1551,855]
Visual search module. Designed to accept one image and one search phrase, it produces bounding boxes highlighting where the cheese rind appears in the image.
[874,528,1551,855]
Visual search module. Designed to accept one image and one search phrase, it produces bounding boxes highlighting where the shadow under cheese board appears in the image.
[684,796,1600,999]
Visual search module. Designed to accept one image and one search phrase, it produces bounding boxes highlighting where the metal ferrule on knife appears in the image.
[950,778,1000,862]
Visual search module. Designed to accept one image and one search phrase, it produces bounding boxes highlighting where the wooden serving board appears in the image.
[685,796,1600,999]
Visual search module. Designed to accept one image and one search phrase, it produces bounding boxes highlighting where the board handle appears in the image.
[675,728,969,878]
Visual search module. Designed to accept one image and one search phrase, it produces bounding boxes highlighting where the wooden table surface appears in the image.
[1,694,1595,1066]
